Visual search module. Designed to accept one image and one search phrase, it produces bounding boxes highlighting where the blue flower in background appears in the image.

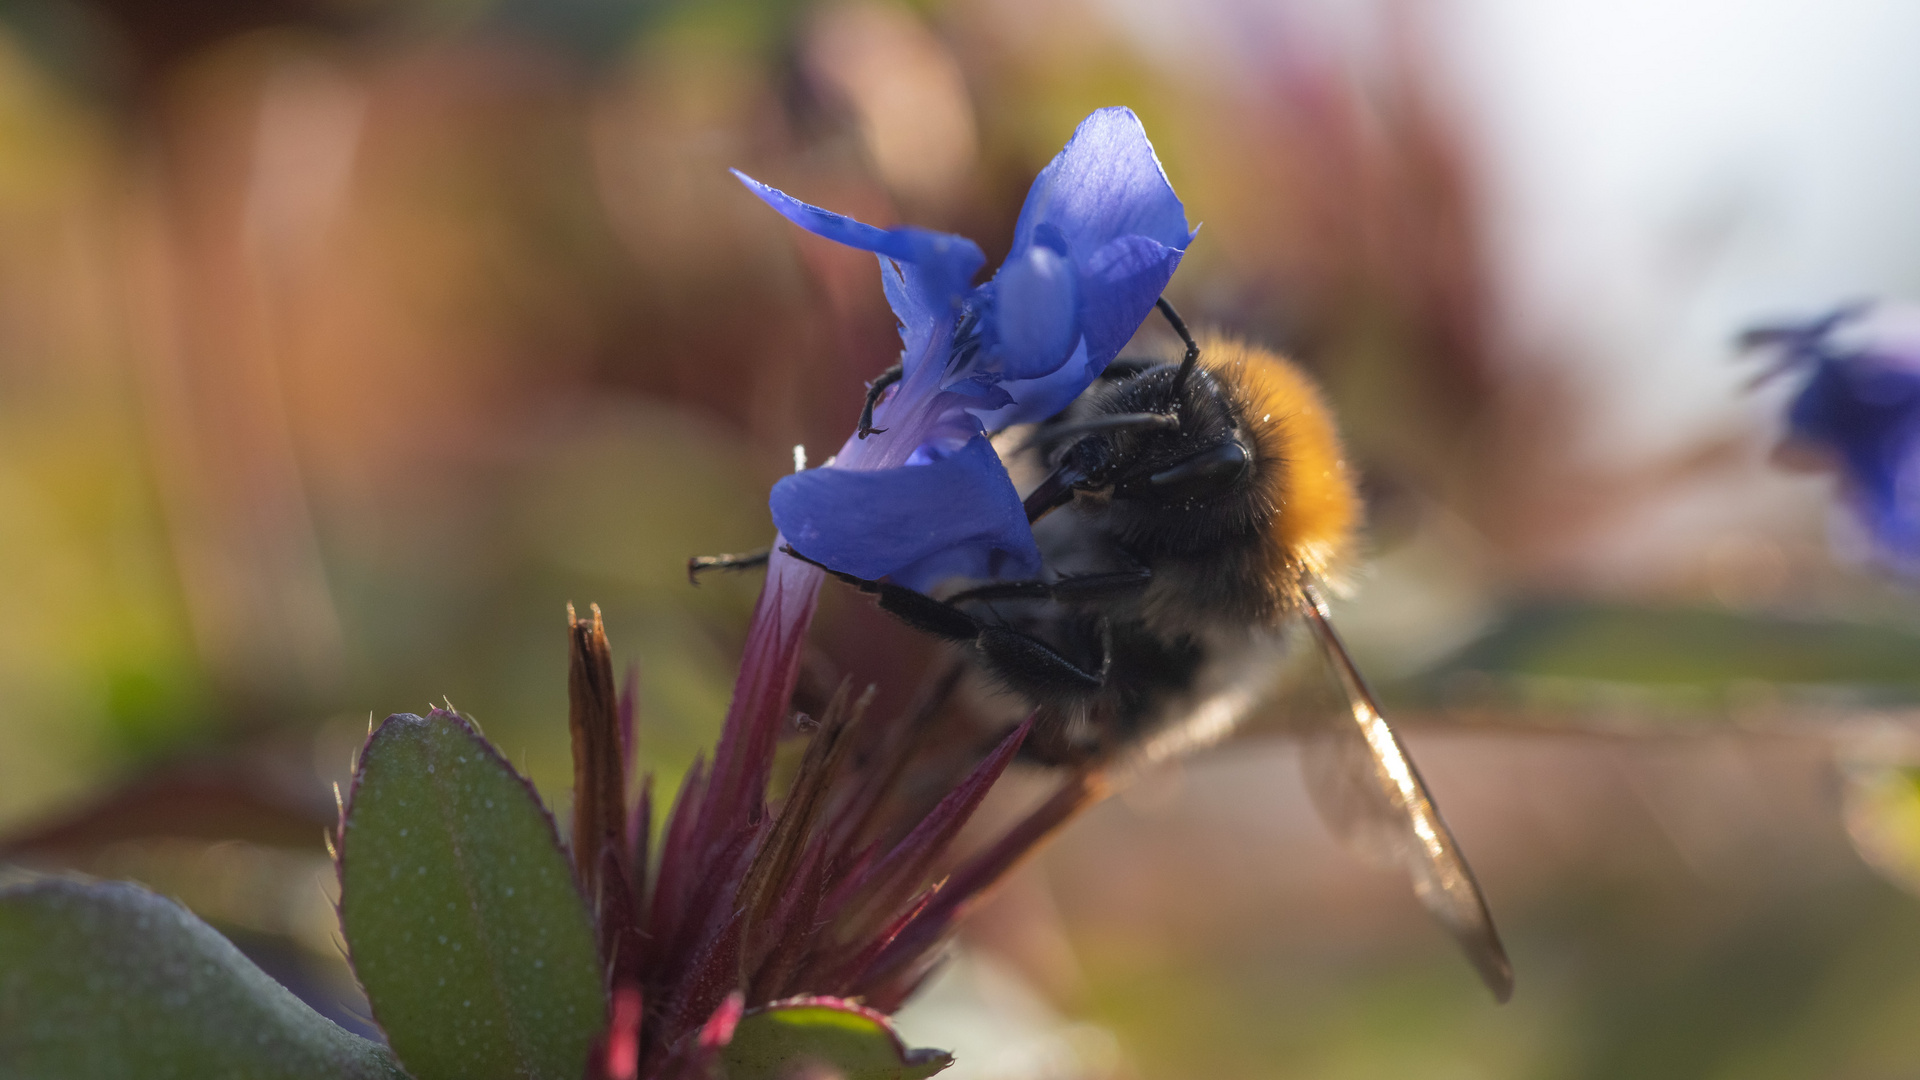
[1747,302,1920,567]
[735,107,1194,589]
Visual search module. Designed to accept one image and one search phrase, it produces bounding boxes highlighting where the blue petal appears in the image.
[879,254,941,379]
[1010,108,1194,263]
[965,234,1183,433]
[887,531,1036,593]
[966,108,1193,418]
[1761,302,1920,567]
[770,434,1042,587]
[991,245,1080,379]
[1789,353,1920,552]
[941,374,1017,408]
[904,395,997,462]
[734,169,985,340]
[969,339,1095,430]
[1076,233,1184,372]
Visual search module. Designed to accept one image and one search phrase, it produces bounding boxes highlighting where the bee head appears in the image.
[1051,364,1271,554]
[1020,330,1356,580]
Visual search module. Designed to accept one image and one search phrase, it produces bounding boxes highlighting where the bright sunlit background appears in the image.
[7,0,1920,1076]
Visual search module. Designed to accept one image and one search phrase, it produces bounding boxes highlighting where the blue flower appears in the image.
[736,107,1193,589]
[1748,302,1920,566]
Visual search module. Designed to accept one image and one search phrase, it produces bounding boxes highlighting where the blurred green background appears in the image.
[7,0,1920,1076]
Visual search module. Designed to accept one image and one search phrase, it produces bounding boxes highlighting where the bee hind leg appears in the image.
[973,619,1108,696]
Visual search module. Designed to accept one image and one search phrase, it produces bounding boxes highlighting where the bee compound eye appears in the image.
[1142,440,1249,500]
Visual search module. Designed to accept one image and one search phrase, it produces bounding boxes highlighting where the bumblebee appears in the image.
[704,300,1512,1001]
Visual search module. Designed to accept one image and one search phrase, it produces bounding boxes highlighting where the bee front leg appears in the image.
[857,363,904,438]
[944,567,1152,606]
[687,547,772,584]
[782,546,1109,695]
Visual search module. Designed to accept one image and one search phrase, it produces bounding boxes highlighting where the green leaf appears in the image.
[0,878,406,1080]
[721,997,953,1080]
[1435,604,1920,692]
[340,710,606,1080]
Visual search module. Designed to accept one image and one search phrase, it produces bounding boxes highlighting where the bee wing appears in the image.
[1296,585,1514,1003]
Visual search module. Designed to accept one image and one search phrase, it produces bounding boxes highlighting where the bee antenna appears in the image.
[1157,297,1201,406]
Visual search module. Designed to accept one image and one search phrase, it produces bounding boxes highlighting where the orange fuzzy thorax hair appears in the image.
[1201,333,1361,588]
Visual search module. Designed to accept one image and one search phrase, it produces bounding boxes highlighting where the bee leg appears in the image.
[782,546,1109,694]
[687,547,772,584]
[1156,297,1202,400]
[858,363,904,438]
[944,567,1153,606]
[974,621,1106,694]
[781,546,987,639]
[1021,412,1180,454]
